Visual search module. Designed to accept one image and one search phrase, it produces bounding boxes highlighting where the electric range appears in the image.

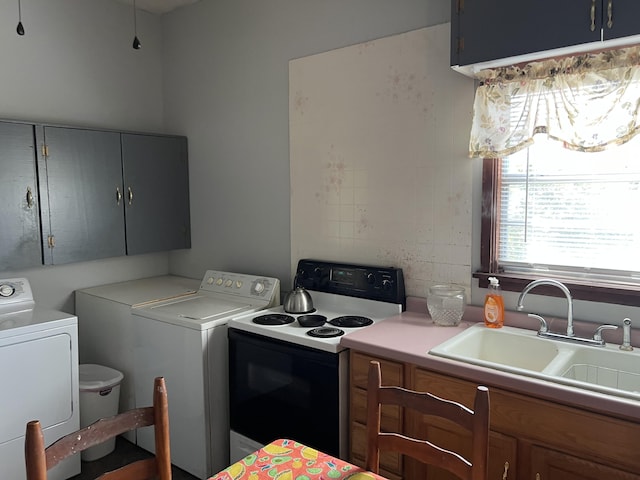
[227,259,405,462]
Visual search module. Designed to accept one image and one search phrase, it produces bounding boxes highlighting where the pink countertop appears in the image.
[341,297,640,422]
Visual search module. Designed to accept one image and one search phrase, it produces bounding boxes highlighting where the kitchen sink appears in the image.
[428,323,640,401]
[555,347,640,396]
[428,324,561,373]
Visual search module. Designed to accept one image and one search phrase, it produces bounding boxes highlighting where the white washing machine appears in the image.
[75,275,199,442]
[132,270,280,479]
[0,278,79,480]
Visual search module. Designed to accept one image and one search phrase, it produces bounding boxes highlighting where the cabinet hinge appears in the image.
[41,144,49,157]
[47,235,55,248]
[457,36,465,53]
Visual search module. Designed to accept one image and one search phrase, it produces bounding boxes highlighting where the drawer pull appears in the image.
[502,461,509,479]
[26,186,34,208]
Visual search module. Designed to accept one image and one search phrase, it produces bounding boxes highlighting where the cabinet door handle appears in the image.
[502,461,509,479]
[127,187,134,206]
[607,0,613,28]
[116,187,122,206]
[590,0,597,31]
[536,474,541,480]
[26,186,34,208]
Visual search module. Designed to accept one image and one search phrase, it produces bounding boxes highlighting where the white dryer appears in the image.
[131,270,280,479]
[0,278,79,480]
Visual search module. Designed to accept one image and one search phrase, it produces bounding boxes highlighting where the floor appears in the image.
[70,437,199,480]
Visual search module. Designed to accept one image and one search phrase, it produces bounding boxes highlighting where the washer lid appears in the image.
[146,295,251,320]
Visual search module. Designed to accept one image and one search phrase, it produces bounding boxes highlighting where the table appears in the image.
[209,438,387,480]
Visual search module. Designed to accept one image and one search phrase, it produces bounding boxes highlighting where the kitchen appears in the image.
[1,0,640,479]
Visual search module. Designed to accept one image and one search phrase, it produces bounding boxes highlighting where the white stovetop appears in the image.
[228,291,403,353]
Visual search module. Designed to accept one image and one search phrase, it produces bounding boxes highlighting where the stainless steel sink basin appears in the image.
[428,323,640,401]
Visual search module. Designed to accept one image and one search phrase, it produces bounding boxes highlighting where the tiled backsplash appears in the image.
[289,23,475,297]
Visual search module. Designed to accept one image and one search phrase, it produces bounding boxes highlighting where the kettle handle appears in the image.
[293,274,300,289]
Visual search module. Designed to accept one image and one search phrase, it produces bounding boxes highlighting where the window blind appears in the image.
[498,136,640,280]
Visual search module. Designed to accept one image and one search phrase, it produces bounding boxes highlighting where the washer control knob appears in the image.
[236,280,243,289]
[254,282,265,294]
[0,284,15,297]
[216,278,224,286]
[225,279,233,287]
[207,277,214,285]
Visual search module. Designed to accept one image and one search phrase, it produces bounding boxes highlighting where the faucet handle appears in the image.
[528,313,548,334]
[593,324,618,343]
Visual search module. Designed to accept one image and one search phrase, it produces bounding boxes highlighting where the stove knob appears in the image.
[0,284,15,297]
[382,279,392,291]
[366,273,376,284]
[314,267,323,277]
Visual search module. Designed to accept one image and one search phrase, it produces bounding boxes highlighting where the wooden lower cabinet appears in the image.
[349,351,640,480]
[408,368,516,480]
[349,352,404,479]
[530,445,640,480]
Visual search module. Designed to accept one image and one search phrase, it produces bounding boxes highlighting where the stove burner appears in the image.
[253,314,295,326]
[297,315,327,327]
[328,316,374,328]
[307,327,345,338]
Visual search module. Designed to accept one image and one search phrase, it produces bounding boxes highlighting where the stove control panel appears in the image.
[295,259,405,309]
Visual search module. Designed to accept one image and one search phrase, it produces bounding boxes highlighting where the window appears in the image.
[471,46,640,304]
[478,137,640,305]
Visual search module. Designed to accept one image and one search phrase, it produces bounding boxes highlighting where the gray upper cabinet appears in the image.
[451,0,640,68]
[0,122,41,270]
[37,126,126,265]
[121,133,191,255]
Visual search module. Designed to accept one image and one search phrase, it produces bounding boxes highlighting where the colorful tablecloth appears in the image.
[209,439,386,480]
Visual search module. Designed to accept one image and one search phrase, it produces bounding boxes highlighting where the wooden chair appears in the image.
[365,361,489,480]
[25,376,171,480]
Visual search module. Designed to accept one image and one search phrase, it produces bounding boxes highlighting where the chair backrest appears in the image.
[25,376,171,480]
[365,361,489,480]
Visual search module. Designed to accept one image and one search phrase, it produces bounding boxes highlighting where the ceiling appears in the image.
[116,0,201,14]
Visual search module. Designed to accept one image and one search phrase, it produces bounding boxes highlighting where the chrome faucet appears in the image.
[517,278,617,346]
[517,279,574,336]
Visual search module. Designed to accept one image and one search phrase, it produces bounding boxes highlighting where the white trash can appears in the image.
[79,364,124,461]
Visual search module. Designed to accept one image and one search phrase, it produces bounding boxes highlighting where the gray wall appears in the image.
[163,0,450,290]
[0,0,171,312]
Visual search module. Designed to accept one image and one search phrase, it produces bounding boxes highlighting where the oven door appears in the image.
[228,328,347,458]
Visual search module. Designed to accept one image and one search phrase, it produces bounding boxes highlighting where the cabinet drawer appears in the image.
[412,367,478,407]
[349,454,403,480]
[351,386,401,430]
[351,351,403,389]
[351,422,402,475]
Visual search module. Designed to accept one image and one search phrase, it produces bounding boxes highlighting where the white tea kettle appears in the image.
[283,276,314,314]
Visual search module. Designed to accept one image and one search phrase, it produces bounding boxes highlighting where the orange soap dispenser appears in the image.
[484,276,504,328]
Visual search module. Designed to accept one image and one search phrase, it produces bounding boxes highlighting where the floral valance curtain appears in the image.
[469,46,640,158]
